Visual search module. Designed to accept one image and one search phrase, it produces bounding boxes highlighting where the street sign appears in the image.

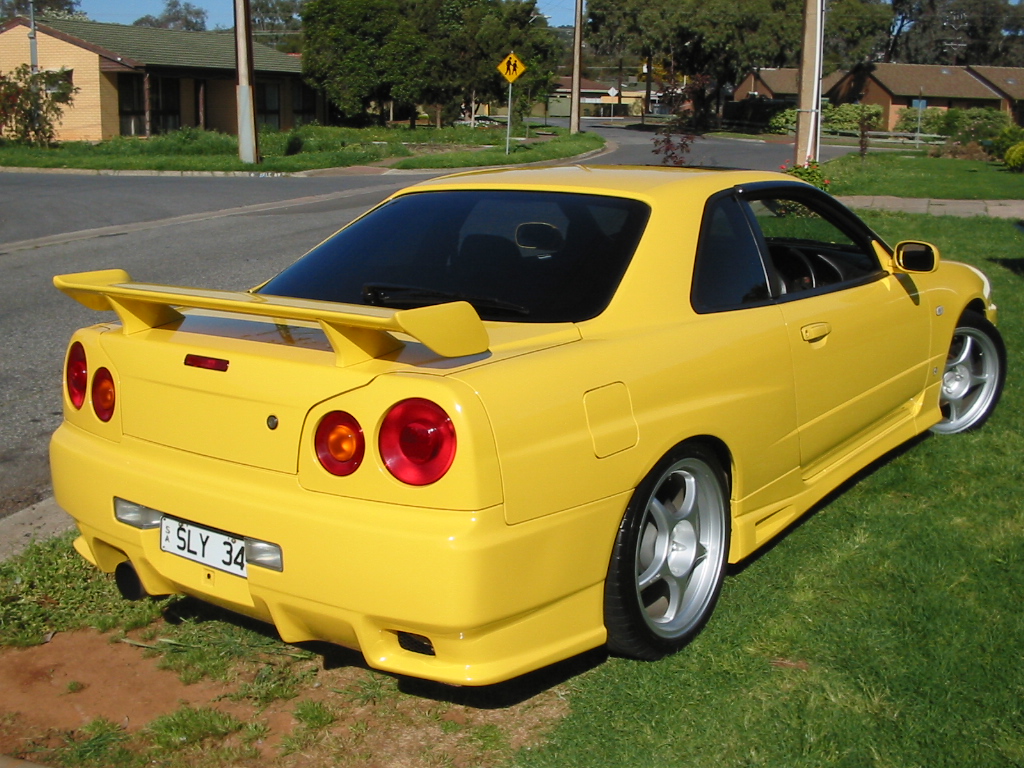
[498,52,526,84]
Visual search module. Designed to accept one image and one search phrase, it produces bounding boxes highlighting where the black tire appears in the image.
[604,443,731,660]
[931,311,1006,435]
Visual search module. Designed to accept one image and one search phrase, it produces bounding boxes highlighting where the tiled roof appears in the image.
[866,63,1000,100]
[555,76,613,93]
[969,66,1024,100]
[757,68,797,95]
[32,17,301,74]
[754,68,846,96]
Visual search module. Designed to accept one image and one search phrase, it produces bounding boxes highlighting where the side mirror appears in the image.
[893,240,939,273]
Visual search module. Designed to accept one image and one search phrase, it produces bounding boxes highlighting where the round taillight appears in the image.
[92,367,116,422]
[66,342,88,409]
[315,411,365,476]
[379,399,456,486]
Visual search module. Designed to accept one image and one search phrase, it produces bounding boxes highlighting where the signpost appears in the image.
[497,52,526,155]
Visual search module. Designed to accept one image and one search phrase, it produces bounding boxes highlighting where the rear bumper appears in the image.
[50,422,625,685]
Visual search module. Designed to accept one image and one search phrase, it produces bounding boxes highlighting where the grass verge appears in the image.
[0,124,601,173]
[824,152,1024,198]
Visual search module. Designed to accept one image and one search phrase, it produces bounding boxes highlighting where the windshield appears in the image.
[258,189,650,323]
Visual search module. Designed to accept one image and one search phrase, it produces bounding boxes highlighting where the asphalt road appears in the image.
[0,127,848,518]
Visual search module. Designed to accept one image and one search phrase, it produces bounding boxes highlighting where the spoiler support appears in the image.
[54,269,490,366]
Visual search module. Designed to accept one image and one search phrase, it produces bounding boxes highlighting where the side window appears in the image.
[691,195,771,313]
[743,194,882,295]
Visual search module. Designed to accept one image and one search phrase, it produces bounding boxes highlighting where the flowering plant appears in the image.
[779,161,831,191]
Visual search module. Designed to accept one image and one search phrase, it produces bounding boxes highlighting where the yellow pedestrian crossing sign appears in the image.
[498,52,526,84]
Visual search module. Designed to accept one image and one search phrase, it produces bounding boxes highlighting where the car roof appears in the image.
[401,165,798,201]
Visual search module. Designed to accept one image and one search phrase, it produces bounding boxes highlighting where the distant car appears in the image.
[454,114,502,127]
[51,167,1005,686]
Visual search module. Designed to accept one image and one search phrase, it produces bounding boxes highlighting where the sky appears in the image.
[76,0,580,29]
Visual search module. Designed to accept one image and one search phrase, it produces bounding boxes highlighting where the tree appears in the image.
[0,0,78,19]
[825,0,892,71]
[302,0,559,126]
[891,0,1024,65]
[0,63,78,145]
[251,0,305,52]
[133,0,208,31]
[303,0,404,121]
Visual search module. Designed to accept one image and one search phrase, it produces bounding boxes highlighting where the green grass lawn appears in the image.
[0,124,601,173]
[518,213,1024,768]
[825,152,1024,199]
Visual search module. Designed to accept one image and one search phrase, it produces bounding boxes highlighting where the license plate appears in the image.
[160,517,247,577]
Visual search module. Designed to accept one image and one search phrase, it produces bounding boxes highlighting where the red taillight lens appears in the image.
[379,399,456,486]
[66,342,88,409]
[315,411,364,476]
[91,367,116,422]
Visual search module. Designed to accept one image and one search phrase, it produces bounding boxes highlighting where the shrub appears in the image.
[781,160,830,190]
[989,125,1024,160]
[767,108,796,134]
[1004,141,1024,171]
[822,103,882,132]
[0,64,78,146]
[929,140,990,160]
[896,106,1008,143]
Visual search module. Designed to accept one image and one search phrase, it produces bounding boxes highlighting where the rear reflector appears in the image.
[184,354,230,372]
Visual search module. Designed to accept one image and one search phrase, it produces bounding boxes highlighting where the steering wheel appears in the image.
[783,246,817,290]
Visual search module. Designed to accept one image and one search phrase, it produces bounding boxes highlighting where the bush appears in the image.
[822,103,881,132]
[929,140,991,160]
[767,108,796,134]
[1004,141,1024,171]
[781,160,830,190]
[0,64,78,146]
[989,125,1024,160]
[895,106,1008,143]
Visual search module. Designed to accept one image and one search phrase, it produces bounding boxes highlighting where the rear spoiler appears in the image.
[54,269,490,366]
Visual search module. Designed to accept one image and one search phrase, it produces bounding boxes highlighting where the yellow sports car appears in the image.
[51,167,1005,685]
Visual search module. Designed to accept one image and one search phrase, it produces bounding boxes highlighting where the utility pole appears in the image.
[794,0,824,166]
[569,0,583,134]
[234,0,260,164]
[28,0,40,138]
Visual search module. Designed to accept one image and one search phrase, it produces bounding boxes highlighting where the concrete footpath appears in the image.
[837,195,1024,219]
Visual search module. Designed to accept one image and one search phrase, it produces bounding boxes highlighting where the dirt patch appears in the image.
[0,629,581,767]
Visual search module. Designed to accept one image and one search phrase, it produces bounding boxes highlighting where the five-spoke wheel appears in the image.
[604,444,730,660]
[932,311,1006,434]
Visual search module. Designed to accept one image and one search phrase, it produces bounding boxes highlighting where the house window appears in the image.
[118,74,181,136]
[150,76,181,134]
[293,83,317,126]
[118,73,146,136]
[256,82,280,130]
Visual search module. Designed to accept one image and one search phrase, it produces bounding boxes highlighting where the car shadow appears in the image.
[727,432,930,576]
[159,595,607,707]
[989,256,1024,277]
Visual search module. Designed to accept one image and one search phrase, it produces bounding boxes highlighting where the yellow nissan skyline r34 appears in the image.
[51,167,1005,686]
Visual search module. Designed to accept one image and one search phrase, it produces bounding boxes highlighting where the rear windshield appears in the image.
[258,190,650,323]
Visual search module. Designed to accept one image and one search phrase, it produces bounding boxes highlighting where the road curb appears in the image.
[0,497,75,563]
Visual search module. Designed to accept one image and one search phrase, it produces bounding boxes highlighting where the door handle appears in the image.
[801,322,832,342]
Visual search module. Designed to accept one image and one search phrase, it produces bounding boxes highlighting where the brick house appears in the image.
[830,63,1008,130]
[733,68,846,102]
[0,17,321,141]
[968,66,1024,126]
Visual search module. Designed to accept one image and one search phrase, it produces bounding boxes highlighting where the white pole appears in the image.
[506,81,513,154]
[569,0,583,134]
[234,0,259,164]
